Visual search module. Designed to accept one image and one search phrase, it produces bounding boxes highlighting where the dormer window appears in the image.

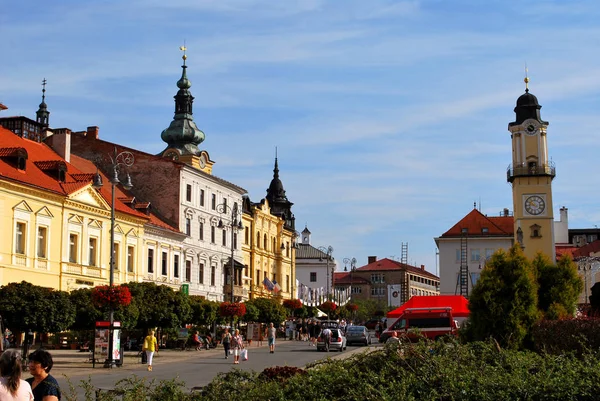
[0,147,28,170]
[461,228,468,234]
[58,165,67,182]
[34,160,68,182]
[482,227,489,234]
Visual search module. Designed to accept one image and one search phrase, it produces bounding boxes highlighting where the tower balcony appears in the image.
[507,162,556,183]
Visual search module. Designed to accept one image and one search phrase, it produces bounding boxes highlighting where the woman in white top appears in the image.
[0,349,34,401]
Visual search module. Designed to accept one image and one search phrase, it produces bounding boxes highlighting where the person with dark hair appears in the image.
[0,349,34,400]
[26,349,60,401]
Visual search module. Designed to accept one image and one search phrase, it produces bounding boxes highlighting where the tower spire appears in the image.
[160,44,205,158]
[36,78,50,128]
[524,64,530,93]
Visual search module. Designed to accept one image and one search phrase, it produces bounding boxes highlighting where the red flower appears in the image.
[320,301,337,313]
[346,303,359,312]
[92,285,132,309]
[283,299,303,310]
[219,302,247,317]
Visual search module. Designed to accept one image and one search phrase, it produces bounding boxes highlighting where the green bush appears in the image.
[66,341,600,400]
[531,318,600,355]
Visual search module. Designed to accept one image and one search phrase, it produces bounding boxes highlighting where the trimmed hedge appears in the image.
[532,317,600,355]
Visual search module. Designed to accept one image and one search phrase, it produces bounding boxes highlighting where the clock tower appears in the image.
[507,75,556,261]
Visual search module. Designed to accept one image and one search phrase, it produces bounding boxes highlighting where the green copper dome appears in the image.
[160,57,205,157]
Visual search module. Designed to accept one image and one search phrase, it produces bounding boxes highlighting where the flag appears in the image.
[262,277,274,291]
[273,280,281,293]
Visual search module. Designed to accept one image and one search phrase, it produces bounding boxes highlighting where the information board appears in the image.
[246,323,262,341]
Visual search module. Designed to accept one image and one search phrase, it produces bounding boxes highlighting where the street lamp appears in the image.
[92,147,134,368]
[318,245,334,300]
[217,202,243,303]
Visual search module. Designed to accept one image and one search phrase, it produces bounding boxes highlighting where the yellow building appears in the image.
[242,157,296,300]
[0,124,149,290]
[507,77,556,261]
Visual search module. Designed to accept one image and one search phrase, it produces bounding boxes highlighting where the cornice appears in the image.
[0,180,65,203]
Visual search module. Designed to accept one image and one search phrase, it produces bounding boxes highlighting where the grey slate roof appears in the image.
[295,244,334,260]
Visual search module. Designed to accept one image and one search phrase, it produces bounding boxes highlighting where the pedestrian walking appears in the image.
[231,329,245,365]
[0,349,34,401]
[266,322,277,353]
[142,329,158,372]
[26,349,61,401]
[221,328,232,359]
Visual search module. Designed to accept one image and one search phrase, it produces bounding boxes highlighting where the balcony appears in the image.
[223,284,248,298]
[507,162,556,183]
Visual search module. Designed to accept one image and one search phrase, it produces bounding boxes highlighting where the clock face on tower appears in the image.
[524,195,546,215]
[524,120,539,136]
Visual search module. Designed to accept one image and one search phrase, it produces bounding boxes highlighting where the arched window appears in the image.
[256,232,261,248]
[272,237,276,252]
[264,234,268,251]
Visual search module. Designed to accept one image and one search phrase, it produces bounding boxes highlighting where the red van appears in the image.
[379,307,459,343]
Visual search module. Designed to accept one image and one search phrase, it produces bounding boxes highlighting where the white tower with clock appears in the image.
[507,75,556,261]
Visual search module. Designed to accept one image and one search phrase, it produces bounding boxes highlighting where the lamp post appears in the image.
[343,257,357,300]
[217,202,243,304]
[92,147,133,368]
[318,245,334,300]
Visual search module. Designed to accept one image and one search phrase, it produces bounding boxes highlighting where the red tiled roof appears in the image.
[0,127,87,196]
[573,240,600,258]
[356,258,439,280]
[441,208,513,237]
[71,173,95,182]
[0,147,24,157]
[34,160,66,170]
[333,271,370,285]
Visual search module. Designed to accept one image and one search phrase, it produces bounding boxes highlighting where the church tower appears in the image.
[159,46,213,173]
[507,74,556,261]
[265,151,295,231]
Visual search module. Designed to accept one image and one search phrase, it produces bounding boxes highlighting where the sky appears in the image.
[2,0,600,275]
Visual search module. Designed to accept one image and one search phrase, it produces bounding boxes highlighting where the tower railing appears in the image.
[506,162,556,182]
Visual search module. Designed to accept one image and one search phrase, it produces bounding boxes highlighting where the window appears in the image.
[272,237,276,252]
[88,237,98,266]
[286,275,290,292]
[211,226,215,243]
[263,234,267,250]
[256,269,260,284]
[127,246,135,272]
[351,286,361,294]
[15,222,26,255]
[461,228,468,234]
[69,233,78,263]
[147,249,154,273]
[455,249,461,262]
[185,260,191,282]
[470,272,481,285]
[186,184,192,202]
[174,254,179,278]
[210,266,216,286]
[223,198,227,210]
[37,226,47,258]
[371,273,385,284]
[244,227,249,245]
[256,233,261,248]
[186,218,191,236]
[485,248,494,260]
[211,194,216,210]
[222,229,227,246]
[113,243,120,270]
[482,227,489,234]
[310,272,317,282]
[470,249,480,262]
[370,287,385,296]
[199,222,204,241]
[199,263,205,284]
[162,251,168,275]
[200,189,205,207]
[233,233,238,249]
[286,242,290,257]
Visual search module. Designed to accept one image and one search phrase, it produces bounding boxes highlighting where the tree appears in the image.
[244,298,287,325]
[0,281,75,334]
[124,282,191,330]
[69,288,103,331]
[189,296,219,327]
[465,245,539,349]
[533,253,583,319]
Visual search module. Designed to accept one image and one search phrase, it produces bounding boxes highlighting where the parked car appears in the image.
[316,328,347,352]
[379,307,459,343]
[345,326,372,346]
[364,318,387,330]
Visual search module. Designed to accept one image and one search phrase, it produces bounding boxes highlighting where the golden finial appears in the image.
[179,41,187,64]
[524,64,529,92]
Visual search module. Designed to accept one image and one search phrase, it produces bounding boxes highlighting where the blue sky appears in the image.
[2,0,600,274]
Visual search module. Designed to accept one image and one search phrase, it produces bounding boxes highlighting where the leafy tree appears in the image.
[533,253,583,319]
[465,245,539,349]
[69,288,103,330]
[0,281,75,334]
[245,298,287,325]
[243,302,259,323]
[189,296,219,327]
[124,282,191,330]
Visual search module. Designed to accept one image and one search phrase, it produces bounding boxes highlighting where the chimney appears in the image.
[46,128,71,163]
[503,208,509,217]
[560,207,568,223]
[420,265,425,271]
[87,126,99,139]
[368,256,376,264]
